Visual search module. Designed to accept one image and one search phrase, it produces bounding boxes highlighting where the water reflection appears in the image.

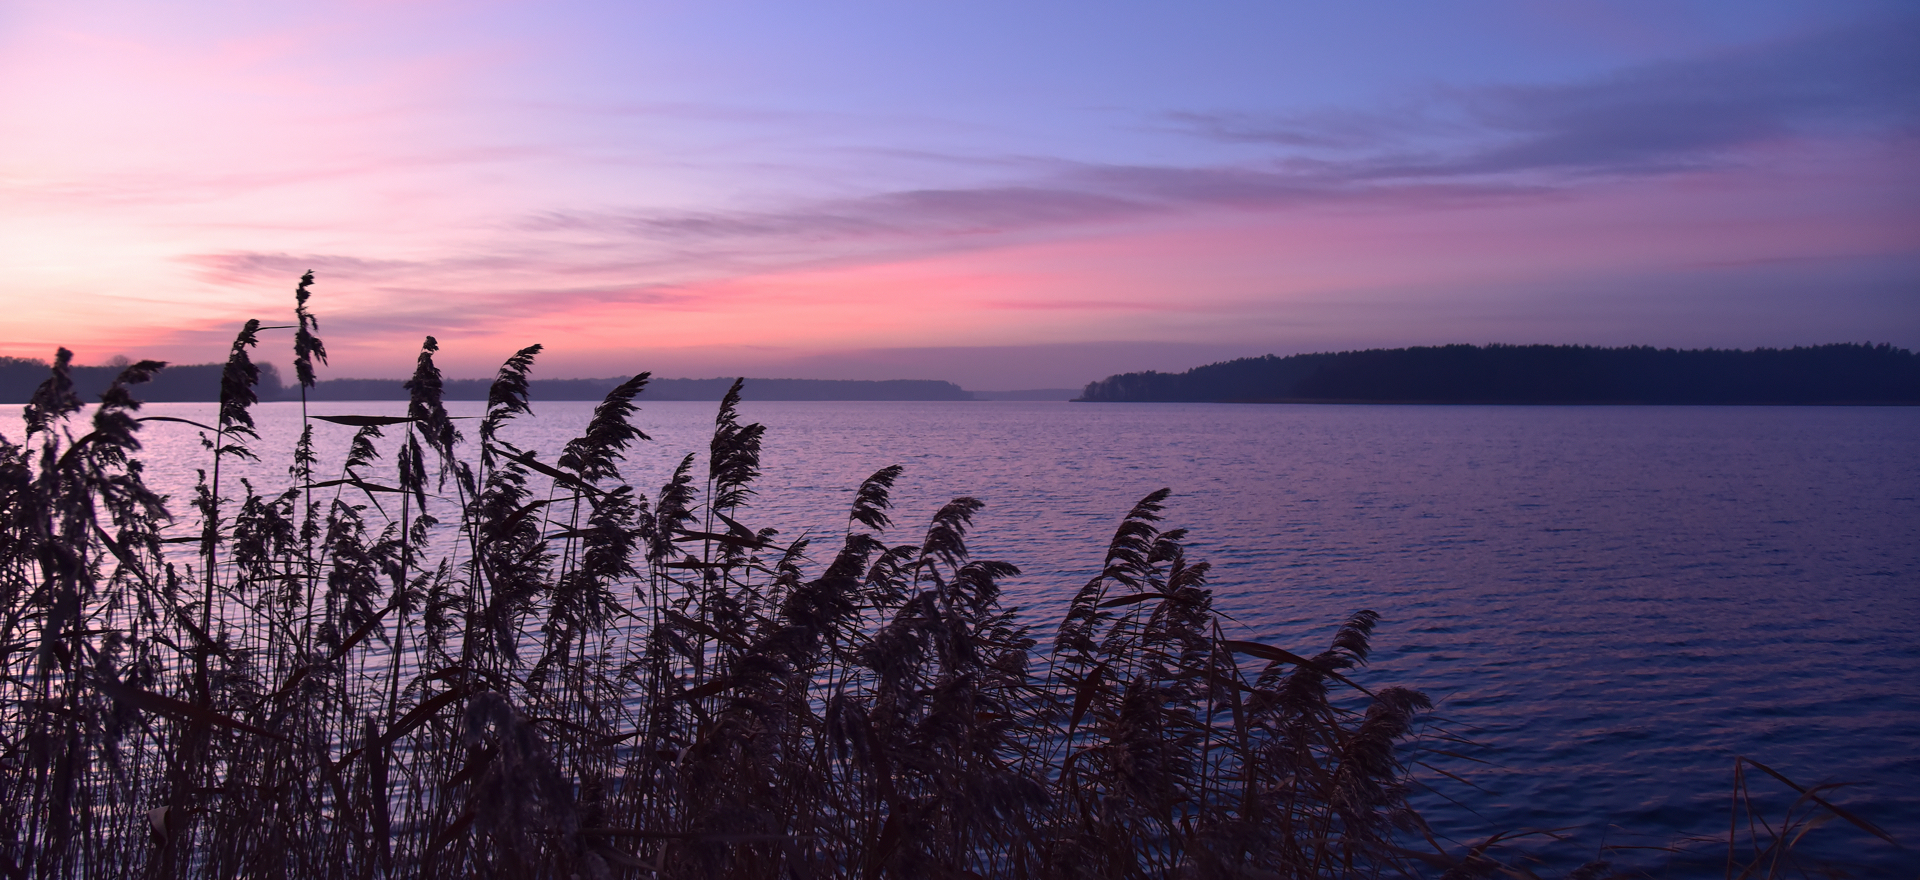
[5,399,1915,869]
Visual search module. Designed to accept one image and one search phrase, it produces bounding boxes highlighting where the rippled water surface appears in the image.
[10,399,1917,870]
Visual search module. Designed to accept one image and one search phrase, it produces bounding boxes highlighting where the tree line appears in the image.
[1077,343,1920,404]
[0,356,972,403]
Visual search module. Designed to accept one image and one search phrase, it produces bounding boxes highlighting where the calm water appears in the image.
[9,399,1918,871]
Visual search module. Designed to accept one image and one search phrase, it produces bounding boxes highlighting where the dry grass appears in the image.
[0,277,1898,878]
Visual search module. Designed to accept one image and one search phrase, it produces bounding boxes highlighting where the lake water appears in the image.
[7,398,1917,872]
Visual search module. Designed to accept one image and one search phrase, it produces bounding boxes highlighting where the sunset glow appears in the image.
[2,1,1914,388]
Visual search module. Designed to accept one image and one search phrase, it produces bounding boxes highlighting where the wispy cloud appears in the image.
[186,251,698,326]
[490,19,1920,280]
[190,252,429,285]
[976,298,1175,312]
[1175,15,1919,179]
[524,185,1150,245]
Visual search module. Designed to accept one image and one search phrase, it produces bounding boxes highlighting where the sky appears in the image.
[1,1,1915,389]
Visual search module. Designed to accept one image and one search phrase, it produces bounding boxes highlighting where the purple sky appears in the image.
[2,1,1915,388]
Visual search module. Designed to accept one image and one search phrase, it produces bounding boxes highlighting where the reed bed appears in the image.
[0,277,1895,878]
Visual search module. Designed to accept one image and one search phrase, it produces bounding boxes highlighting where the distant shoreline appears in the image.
[1077,343,1920,405]
[1076,397,1920,406]
[0,360,1002,403]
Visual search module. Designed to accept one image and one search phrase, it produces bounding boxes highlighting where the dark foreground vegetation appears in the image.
[0,358,972,403]
[1079,343,1920,404]
[2,276,1900,878]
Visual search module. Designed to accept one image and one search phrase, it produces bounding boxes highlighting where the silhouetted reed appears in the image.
[0,277,1898,878]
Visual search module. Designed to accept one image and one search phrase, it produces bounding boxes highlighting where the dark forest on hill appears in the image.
[0,357,265,404]
[1078,343,1920,404]
[0,357,971,403]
